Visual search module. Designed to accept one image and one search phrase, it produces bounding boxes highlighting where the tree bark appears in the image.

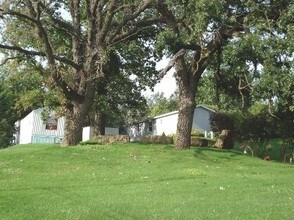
[62,103,85,146]
[174,58,198,149]
[61,80,96,146]
[93,109,106,136]
[175,89,196,149]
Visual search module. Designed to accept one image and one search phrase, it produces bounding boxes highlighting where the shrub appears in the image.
[92,135,129,144]
[210,112,235,134]
[238,113,276,158]
[190,137,208,147]
[140,135,173,144]
[191,129,205,137]
[0,119,15,148]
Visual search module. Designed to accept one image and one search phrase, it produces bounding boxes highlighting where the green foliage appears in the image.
[211,104,280,157]
[147,92,178,117]
[191,129,205,137]
[0,81,16,148]
[210,112,235,133]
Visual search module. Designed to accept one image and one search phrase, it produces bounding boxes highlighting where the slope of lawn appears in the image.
[0,143,293,220]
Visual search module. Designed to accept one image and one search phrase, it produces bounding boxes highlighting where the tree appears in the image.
[155,1,249,148]
[155,0,293,149]
[1,58,49,116]
[0,79,16,148]
[147,91,178,117]
[0,0,160,146]
[89,38,159,136]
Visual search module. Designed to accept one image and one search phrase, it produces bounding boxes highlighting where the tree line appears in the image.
[0,0,293,149]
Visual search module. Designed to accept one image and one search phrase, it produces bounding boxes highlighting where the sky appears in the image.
[142,58,177,98]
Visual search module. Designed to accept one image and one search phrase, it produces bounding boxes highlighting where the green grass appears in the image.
[0,143,293,220]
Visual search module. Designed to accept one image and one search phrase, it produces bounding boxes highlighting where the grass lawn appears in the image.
[0,143,293,219]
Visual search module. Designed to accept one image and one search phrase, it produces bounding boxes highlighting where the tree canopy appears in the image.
[0,0,293,149]
[154,0,293,148]
[0,0,160,146]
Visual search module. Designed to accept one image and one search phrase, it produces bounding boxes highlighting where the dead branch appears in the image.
[158,49,186,78]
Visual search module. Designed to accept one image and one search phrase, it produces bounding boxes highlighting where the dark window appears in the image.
[149,122,153,132]
[45,118,57,130]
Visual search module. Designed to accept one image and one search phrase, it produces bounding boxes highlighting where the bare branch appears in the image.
[109,17,162,46]
[158,49,186,78]
[0,44,80,69]
[0,56,24,66]
[98,0,117,43]
[37,2,76,36]
[109,0,154,39]
[268,98,280,119]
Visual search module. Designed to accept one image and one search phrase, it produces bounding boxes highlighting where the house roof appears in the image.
[153,110,178,119]
[152,105,215,120]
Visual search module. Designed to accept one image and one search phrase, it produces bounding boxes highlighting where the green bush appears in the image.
[210,112,235,134]
[0,119,15,148]
[191,129,205,137]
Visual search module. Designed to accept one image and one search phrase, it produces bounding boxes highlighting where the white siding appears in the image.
[150,105,214,136]
[31,109,65,136]
[153,113,178,135]
[82,127,119,142]
[105,127,119,135]
[192,106,213,132]
[82,126,94,141]
[17,109,65,144]
[19,111,34,144]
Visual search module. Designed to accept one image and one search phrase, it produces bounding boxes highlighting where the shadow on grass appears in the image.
[192,145,285,164]
[192,146,244,162]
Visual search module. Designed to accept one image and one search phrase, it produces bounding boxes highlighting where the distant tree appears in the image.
[89,40,159,135]
[147,91,178,117]
[0,79,16,148]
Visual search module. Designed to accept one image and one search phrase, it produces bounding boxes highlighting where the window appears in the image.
[149,122,153,132]
[45,118,57,130]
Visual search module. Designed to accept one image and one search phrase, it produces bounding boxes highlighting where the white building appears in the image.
[129,105,215,140]
[15,109,120,144]
[15,109,65,144]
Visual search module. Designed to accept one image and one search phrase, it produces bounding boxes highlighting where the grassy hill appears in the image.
[0,143,293,219]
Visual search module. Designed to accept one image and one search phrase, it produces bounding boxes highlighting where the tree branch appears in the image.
[109,17,162,46]
[0,44,80,69]
[0,56,24,66]
[98,0,117,43]
[37,2,77,36]
[158,49,186,78]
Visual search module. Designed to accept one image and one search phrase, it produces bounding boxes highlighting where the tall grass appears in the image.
[0,143,293,219]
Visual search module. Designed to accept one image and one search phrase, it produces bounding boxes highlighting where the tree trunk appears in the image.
[93,109,106,136]
[175,89,196,149]
[61,103,85,146]
[61,82,96,146]
[174,58,198,149]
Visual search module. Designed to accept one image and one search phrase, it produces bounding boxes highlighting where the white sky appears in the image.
[142,58,177,98]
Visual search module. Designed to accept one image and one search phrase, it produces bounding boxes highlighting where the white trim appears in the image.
[153,110,178,119]
[152,105,215,119]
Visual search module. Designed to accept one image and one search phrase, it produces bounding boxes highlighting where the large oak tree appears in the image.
[0,0,160,146]
[154,0,293,149]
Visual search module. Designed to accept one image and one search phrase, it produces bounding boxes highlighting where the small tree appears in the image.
[147,92,178,117]
[0,81,16,148]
